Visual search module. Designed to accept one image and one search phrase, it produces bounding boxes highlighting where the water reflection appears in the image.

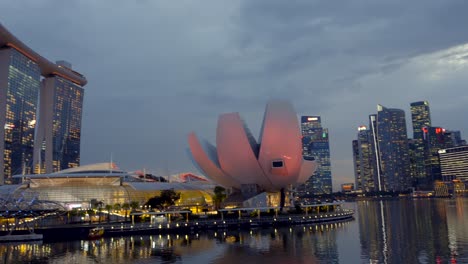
[357,198,467,263]
[0,222,350,264]
[0,198,466,263]
[210,223,345,264]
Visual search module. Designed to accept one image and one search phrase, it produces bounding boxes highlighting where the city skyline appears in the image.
[352,101,466,193]
[2,1,468,190]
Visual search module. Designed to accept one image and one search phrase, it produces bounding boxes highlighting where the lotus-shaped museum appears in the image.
[188,100,316,192]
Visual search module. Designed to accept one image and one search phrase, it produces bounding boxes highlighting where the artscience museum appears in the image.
[188,100,317,207]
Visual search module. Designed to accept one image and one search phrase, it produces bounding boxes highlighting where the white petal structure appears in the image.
[188,100,316,192]
[187,132,240,188]
[216,113,274,190]
[258,100,303,189]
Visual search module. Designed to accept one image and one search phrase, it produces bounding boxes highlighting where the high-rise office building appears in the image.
[301,116,332,194]
[33,67,84,173]
[368,114,382,191]
[373,105,411,192]
[410,101,431,186]
[444,130,466,147]
[0,23,87,184]
[353,126,375,192]
[421,126,455,189]
[0,48,41,180]
[352,139,360,190]
[408,138,417,183]
[439,146,468,183]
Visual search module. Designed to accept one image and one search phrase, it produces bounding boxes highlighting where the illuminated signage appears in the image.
[358,126,367,131]
[307,117,318,121]
[435,127,445,134]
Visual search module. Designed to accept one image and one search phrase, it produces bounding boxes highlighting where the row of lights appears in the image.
[103,212,352,232]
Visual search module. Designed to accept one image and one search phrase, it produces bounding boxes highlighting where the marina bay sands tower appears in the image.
[0,23,87,184]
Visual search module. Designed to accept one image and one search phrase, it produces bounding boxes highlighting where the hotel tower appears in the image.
[0,23,87,184]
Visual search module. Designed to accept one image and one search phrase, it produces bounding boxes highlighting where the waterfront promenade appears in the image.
[1,208,354,241]
[102,209,354,237]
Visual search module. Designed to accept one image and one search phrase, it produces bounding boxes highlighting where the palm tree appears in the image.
[130,201,140,212]
[122,203,130,222]
[105,204,113,223]
[213,186,227,210]
[97,201,104,223]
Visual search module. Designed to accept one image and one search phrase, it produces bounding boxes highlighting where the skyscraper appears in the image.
[0,23,87,184]
[444,130,466,147]
[33,64,85,173]
[410,101,431,187]
[421,126,455,189]
[0,48,41,181]
[353,126,375,192]
[372,105,411,192]
[352,139,360,190]
[368,114,382,191]
[301,116,332,194]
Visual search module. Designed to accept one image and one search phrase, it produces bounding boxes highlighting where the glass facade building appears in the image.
[1,163,215,211]
[352,139,360,190]
[33,73,84,173]
[410,101,431,187]
[353,126,375,192]
[53,77,84,171]
[376,105,411,191]
[420,126,456,189]
[0,24,87,182]
[0,48,41,182]
[301,116,332,194]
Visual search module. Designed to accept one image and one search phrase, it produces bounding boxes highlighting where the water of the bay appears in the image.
[1,198,466,264]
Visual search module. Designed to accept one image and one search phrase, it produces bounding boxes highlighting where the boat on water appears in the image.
[88,227,104,240]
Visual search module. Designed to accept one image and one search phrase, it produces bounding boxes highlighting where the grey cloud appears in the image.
[1,0,468,189]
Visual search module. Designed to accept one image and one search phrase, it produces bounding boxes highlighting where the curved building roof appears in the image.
[188,100,317,191]
[258,100,303,188]
[0,23,87,86]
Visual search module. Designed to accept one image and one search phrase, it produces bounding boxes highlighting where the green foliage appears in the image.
[130,201,140,211]
[213,186,226,209]
[145,189,181,210]
[122,203,130,221]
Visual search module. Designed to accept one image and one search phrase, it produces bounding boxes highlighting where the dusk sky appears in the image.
[2,1,468,190]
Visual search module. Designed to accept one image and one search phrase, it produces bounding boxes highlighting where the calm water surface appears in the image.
[1,198,466,264]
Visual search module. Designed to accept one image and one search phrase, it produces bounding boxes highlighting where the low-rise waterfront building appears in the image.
[0,163,215,213]
[439,146,468,183]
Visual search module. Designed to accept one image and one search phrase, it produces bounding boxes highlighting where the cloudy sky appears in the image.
[2,0,468,190]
